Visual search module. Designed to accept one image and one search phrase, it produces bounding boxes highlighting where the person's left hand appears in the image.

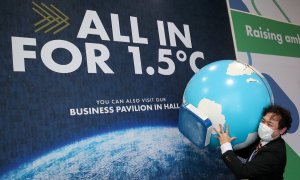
[214,124,237,145]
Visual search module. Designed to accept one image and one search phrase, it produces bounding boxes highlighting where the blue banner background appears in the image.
[0,0,236,178]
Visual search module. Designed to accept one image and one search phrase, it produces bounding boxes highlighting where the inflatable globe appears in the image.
[183,60,274,150]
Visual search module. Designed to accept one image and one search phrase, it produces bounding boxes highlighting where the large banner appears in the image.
[0,0,236,178]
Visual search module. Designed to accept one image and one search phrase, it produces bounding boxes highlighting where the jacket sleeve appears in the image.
[222,148,283,179]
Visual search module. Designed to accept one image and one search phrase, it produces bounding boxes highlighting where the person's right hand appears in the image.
[213,124,237,145]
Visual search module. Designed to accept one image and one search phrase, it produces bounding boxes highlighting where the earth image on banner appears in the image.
[1,127,234,179]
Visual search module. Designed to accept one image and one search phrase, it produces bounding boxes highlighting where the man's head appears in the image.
[259,105,292,141]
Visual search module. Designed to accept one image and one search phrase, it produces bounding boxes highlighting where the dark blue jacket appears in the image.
[222,137,286,180]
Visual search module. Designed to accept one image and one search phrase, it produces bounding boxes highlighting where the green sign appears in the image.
[231,10,300,58]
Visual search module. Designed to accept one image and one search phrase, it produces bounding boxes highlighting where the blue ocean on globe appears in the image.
[1,127,234,179]
[183,60,274,150]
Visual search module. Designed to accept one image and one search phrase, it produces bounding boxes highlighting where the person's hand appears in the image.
[214,124,237,145]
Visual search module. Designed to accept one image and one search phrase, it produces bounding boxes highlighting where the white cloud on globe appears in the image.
[226,61,254,76]
[197,98,225,134]
[233,132,258,150]
[246,78,258,83]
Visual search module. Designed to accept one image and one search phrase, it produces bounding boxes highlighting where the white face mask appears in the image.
[258,123,274,142]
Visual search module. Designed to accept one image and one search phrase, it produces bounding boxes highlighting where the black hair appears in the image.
[262,105,292,135]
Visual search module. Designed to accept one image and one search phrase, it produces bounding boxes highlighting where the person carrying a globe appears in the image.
[214,105,292,180]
